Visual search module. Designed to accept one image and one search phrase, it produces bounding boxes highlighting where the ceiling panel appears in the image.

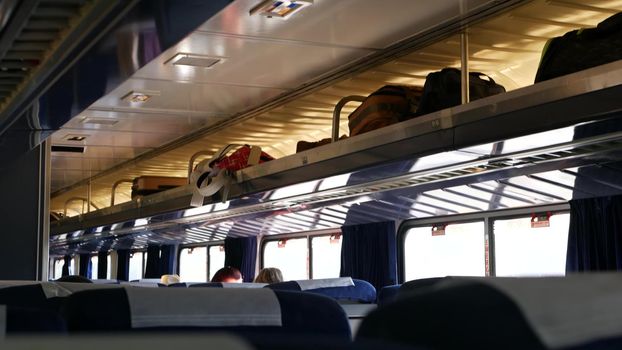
[51,129,183,148]
[51,145,154,160]
[61,110,219,134]
[133,32,376,89]
[198,0,498,49]
[91,78,288,114]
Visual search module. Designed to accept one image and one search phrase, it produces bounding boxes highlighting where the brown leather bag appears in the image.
[296,135,348,153]
[348,85,423,137]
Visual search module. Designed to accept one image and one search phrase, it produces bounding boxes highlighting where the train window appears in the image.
[404,221,486,281]
[129,251,146,281]
[311,234,342,279]
[264,238,308,280]
[494,213,570,277]
[180,246,207,282]
[208,245,225,281]
[89,254,112,279]
[53,259,63,279]
[70,256,78,275]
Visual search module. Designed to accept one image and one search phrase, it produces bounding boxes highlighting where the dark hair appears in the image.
[55,275,93,283]
[211,266,243,282]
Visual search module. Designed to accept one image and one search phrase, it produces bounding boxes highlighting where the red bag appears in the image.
[211,145,274,172]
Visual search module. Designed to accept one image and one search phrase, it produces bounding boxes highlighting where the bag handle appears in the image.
[469,71,497,86]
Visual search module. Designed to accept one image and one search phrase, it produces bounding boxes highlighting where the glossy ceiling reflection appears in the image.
[51,0,622,216]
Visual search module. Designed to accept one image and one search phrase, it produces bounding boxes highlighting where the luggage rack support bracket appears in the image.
[332,95,366,142]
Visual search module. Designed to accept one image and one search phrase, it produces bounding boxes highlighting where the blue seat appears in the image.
[358,276,622,350]
[377,285,400,306]
[0,284,66,333]
[63,287,352,342]
[267,278,376,304]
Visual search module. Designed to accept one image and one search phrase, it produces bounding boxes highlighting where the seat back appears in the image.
[63,287,351,340]
[377,285,400,306]
[358,275,622,350]
[267,278,376,303]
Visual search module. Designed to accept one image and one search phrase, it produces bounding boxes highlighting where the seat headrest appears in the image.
[267,278,376,303]
[360,274,622,349]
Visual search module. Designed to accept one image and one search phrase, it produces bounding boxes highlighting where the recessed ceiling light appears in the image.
[250,0,313,19]
[165,53,225,68]
[121,90,160,103]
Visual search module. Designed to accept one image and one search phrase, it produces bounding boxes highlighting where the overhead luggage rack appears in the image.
[50,60,622,252]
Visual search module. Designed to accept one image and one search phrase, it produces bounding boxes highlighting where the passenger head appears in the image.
[211,266,243,283]
[160,274,181,285]
[254,267,283,284]
[55,275,93,283]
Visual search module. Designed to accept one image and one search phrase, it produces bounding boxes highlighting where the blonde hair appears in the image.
[160,274,181,285]
[254,267,283,284]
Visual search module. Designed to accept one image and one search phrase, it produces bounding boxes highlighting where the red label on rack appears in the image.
[531,212,551,228]
[432,226,446,236]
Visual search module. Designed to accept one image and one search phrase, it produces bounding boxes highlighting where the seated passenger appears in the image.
[254,267,283,284]
[211,266,243,283]
[160,274,181,285]
[55,275,93,283]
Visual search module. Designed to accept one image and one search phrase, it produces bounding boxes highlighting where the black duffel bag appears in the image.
[535,12,622,83]
[415,68,506,116]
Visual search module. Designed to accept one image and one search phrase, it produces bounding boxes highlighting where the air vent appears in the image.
[166,53,224,68]
[82,118,119,126]
[51,145,86,153]
[250,0,313,19]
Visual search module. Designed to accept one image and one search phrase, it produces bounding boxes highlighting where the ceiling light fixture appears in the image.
[165,53,225,68]
[249,0,313,19]
[121,90,160,103]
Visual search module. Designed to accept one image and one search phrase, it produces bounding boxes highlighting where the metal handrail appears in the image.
[64,197,100,217]
[332,95,366,142]
[188,150,213,183]
[110,179,133,206]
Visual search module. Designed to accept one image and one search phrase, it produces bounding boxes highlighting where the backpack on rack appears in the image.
[347,85,423,137]
[415,68,506,116]
[535,12,622,83]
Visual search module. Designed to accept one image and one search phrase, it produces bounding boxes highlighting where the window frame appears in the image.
[128,249,147,281]
[397,203,569,283]
[176,241,224,282]
[260,229,342,279]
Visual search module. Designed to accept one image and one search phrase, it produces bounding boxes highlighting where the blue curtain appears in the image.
[566,195,622,271]
[144,244,176,278]
[224,237,257,282]
[144,244,161,278]
[116,249,130,281]
[159,245,176,275]
[78,254,92,278]
[61,255,71,277]
[97,251,108,279]
[340,221,397,291]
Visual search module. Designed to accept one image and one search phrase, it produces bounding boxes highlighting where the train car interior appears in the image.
[0,0,622,349]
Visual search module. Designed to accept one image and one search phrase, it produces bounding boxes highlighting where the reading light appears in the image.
[249,0,313,19]
[166,53,224,68]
